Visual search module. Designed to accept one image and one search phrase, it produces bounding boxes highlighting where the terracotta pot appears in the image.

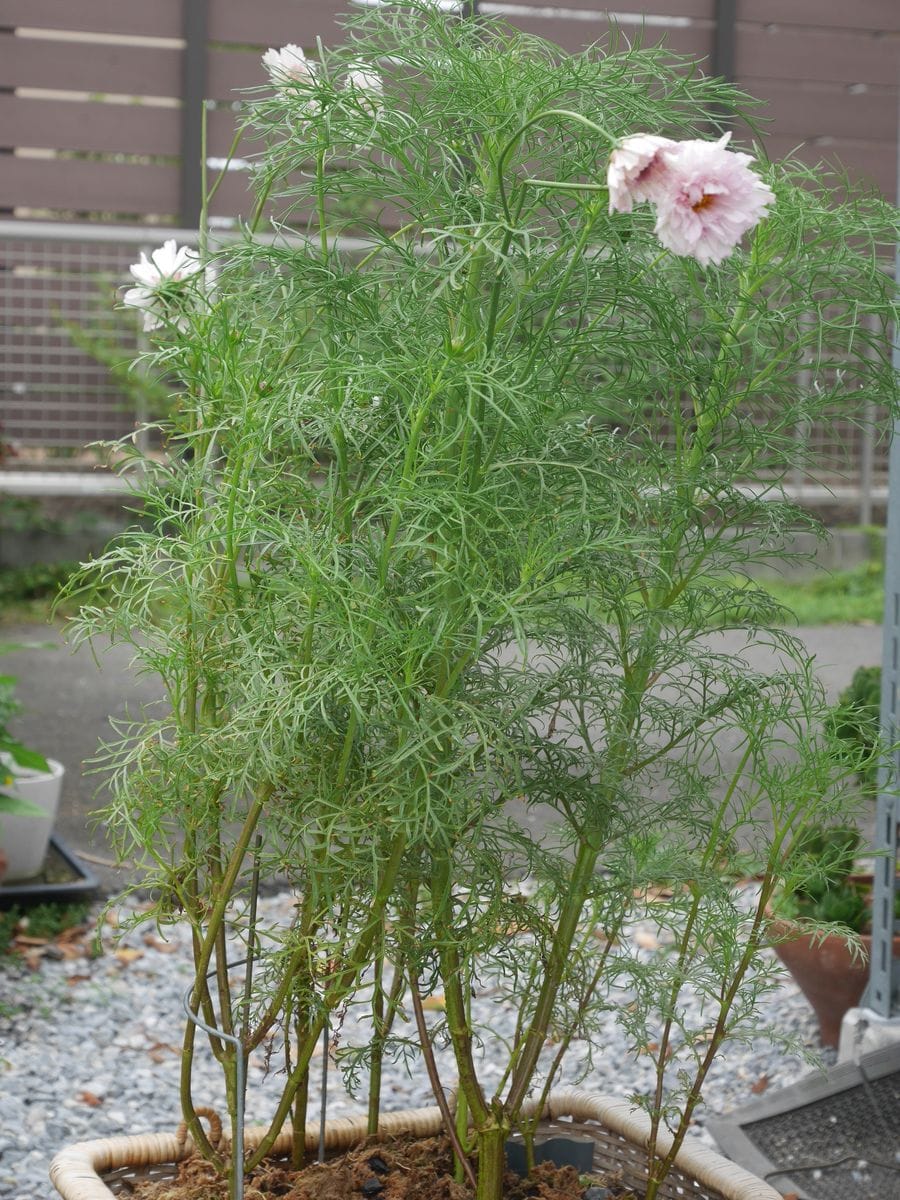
[49,1089,784,1200]
[771,876,900,1048]
[773,923,873,1047]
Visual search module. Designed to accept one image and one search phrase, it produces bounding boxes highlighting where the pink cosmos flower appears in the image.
[651,133,775,267]
[607,133,677,214]
[123,240,205,332]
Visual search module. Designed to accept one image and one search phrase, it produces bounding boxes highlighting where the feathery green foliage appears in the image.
[67,5,898,1199]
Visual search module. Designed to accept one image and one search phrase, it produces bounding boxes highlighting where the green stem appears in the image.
[316,145,329,260]
[180,785,271,1166]
[504,838,600,1116]
[474,1121,510,1200]
[431,859,491,1130]
[409,972,477,1188]
[243,835,407,1172]
[495,108,615,223]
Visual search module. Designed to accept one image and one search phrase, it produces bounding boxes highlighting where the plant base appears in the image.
[49,1090,782,1200]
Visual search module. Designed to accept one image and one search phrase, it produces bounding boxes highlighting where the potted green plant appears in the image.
[50,5,898,1200]
[772,661,888,1020]
[771,667,893,1047]
[0,644,65,883]
[769,826,876,1048]
[825,665,882,793]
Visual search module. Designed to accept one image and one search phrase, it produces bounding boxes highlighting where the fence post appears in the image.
[180,0,210,230]
[712,0,736,82]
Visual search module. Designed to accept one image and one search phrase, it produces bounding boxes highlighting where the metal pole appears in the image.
[180,0,209,229]
[183,963,248,1200]
[864,85,900,1017]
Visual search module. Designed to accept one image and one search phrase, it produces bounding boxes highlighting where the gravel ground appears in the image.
[0,893,833,1200]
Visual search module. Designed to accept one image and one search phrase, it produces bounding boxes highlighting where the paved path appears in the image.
[0,621,885,896]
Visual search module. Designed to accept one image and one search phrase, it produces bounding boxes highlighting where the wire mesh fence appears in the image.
[0,219,891,519]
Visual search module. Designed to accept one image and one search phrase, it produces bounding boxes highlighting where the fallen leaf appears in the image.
[643,885,675,902]
[420,995,445,1012]
[114,948,144,965]
[147,1042,181,1063]
[66,974,92,986]
[78,1091,104,1108]
[57,925,88,942]
[750,1074,770,1095]
[14,936,49,947]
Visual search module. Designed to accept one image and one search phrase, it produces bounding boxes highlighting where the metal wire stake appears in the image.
[183,960,248,1200]
[318,1016,330,1164]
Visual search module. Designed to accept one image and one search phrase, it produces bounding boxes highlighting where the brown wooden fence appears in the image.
[1,1,897,224]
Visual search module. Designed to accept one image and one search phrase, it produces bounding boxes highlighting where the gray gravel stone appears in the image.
[0,893,833,1200]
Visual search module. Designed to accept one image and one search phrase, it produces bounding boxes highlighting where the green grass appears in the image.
[0,561,104,628]
[754,559,884,626]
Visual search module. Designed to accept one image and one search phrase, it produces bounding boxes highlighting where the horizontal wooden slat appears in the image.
[0,156,268,221]
[765,134,897,198]
[736,25,900,87]
[485,0,714,16]
[209,0,345,47]
[0,95,249,159]
[738,80,898,142]
[0,333,129,353]
[0,32,181,96]
[1,0,182,38]
[739,0,900,34]
[0,95,180,156]
[477,13,712,58]
[0,157,180,216]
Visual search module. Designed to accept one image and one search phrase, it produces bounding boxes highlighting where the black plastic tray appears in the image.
[709,1040,900,1200]
[0,834,99,908]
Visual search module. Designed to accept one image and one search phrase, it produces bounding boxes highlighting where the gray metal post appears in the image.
[864,89,900,1017]
[180,0,209,230]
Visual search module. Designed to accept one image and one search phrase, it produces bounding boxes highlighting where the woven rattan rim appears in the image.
[49,1087,783,1200]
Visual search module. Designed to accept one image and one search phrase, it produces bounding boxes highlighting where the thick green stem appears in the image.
[474,1119,510,1200]
[504,838,600,1116]
[431,860,491,1130]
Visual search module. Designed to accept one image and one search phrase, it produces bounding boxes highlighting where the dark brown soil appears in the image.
[127,1134,637,1200]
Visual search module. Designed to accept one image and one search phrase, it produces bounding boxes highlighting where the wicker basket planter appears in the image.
[50,1088,783,1200]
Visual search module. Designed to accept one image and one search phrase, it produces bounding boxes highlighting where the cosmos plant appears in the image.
[83,5,900,1200]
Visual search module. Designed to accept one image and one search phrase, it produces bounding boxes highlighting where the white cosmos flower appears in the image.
[123,240,208,333]
[345,60,384,112]
[262,43,317,87]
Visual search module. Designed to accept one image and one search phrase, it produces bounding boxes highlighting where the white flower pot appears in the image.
[0,757,65,883]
